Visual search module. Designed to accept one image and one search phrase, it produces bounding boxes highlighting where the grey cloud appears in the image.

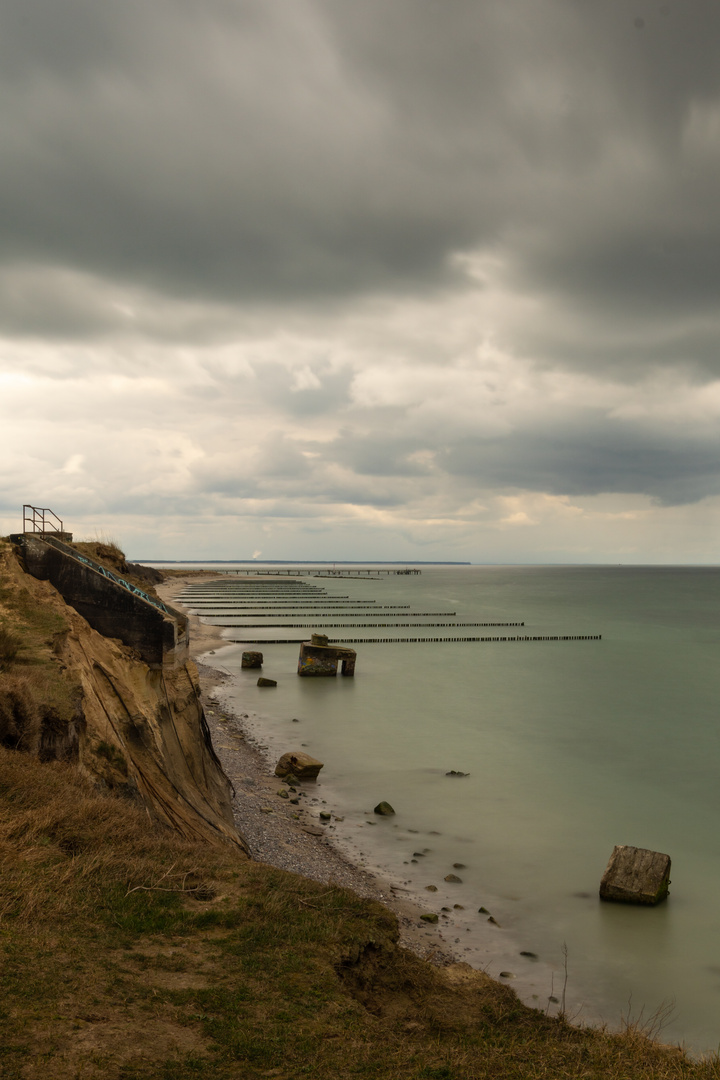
[440,424,720,506]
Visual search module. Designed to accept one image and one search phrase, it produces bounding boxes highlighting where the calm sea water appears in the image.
[167,564,720,1054]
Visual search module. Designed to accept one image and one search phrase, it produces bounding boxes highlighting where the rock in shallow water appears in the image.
[275,752,324,780]
[374,801,395,816]
[599,844,671,905]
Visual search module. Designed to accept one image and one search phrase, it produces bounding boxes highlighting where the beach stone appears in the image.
[275,752,324,780]
[241,651,263,668]
[374,801,395,816]
[599,845,671,905]
[257,677,277,687]
[445,770,468,777]
[425,885,438,892]
[420,913,439,923]
[452,863,466,870]
[277,789,289,799]
[444,873,462,883]
[319,811,332,821]
[478,906,489,914]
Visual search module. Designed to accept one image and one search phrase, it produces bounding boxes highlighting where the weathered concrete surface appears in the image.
[275,751,324,780]
[297,633,356,677]
[15,535,187,668]
[599,845,671,905]
[241,651,263,668]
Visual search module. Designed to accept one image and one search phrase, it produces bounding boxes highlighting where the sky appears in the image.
[2,0,720,563]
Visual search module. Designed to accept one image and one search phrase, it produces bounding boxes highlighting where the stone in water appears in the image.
[599,844,671,905]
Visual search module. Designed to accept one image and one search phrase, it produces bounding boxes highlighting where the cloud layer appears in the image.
[2,0,720,561]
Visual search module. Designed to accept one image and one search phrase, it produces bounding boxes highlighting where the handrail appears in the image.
[38,534,169,616]
[23,504,63,534]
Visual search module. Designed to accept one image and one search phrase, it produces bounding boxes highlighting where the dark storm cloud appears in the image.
[441,424,720,507]
[2,0,719,350]
[5,0,720,550]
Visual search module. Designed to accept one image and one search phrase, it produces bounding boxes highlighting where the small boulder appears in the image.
[275,752,324,780]
[374,801,395,816]
[444,873,462,883]
[600,845,671,905]
[257,677,277,687]
[420,913,439,924]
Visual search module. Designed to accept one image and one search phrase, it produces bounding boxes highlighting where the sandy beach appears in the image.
[157,572,460,964]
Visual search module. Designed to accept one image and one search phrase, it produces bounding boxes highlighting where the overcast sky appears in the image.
[2,0,720,562]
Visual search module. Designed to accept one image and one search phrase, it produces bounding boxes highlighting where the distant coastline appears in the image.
[137,559,472,564]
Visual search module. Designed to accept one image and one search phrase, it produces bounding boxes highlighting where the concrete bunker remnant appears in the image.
[599,844,671,905]
[242,651,263,668]
[297,633,356,677]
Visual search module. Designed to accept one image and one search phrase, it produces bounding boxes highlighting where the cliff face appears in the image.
[0,539,247,854]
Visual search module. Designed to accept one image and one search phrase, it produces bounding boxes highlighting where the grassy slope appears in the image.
[2,540,720,1078]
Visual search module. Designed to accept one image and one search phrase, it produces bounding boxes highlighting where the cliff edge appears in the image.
[0,537,247,854]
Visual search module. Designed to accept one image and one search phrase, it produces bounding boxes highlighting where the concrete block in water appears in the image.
[297,635,356,677]
[599,845,671,905]
[241,651,263,669]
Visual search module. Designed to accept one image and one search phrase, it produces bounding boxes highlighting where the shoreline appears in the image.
[158,572,589,1013]
[159,572,458,964]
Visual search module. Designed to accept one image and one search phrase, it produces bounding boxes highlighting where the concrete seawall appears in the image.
[13,534,188,668]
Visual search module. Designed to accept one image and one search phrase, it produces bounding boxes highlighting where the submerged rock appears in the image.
[374,801,396,816]
[257,677,277,687]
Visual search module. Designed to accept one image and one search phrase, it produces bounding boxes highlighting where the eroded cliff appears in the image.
[0,537,247,853]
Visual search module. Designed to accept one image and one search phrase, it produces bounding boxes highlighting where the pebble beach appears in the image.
[158,573,460,966]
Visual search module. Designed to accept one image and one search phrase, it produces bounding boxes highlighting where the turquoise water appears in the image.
[169,565,720,1053]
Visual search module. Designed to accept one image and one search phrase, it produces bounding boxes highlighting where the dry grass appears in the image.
[2,535,720,1078]
[2,747,720,1080]
[0,623,21,669]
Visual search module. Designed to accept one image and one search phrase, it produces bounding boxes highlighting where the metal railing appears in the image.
[29,530,170,617]
[23,504,64,534]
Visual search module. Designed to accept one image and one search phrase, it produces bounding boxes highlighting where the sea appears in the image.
[153,562,720,1055]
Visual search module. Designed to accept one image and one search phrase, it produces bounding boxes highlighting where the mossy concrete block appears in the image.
[241,651,263,668]
[599,845,671,905]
